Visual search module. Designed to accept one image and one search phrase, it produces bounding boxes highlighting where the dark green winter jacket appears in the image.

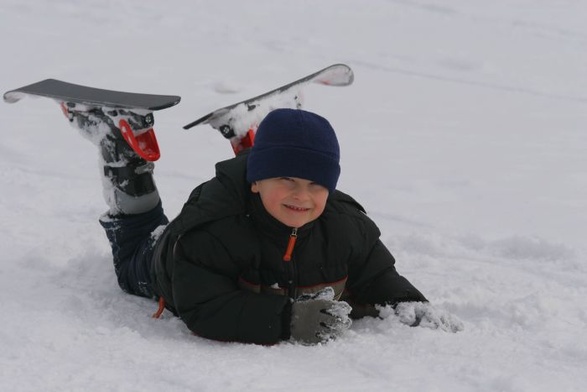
[150,153,426,344]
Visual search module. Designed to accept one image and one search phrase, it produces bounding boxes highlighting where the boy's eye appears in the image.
[310,182,326,190]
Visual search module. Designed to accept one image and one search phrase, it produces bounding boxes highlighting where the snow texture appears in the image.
[1,0,586,391]
[393,301,464,333]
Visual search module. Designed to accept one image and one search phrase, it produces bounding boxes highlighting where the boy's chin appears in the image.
[275,215,312,229]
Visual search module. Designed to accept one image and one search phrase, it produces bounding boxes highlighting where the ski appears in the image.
[3,79,181,161]
[3,79,180,110]
[183,64,354,154]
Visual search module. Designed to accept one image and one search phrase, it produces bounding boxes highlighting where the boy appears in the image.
[69,106,461,345]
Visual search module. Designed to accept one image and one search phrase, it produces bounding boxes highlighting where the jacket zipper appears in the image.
[283,227,298,298]
[283,227,298,261]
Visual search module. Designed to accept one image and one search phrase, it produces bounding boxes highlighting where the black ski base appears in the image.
[3,79,181,111]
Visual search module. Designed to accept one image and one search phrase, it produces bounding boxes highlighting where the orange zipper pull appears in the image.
[283,228,298,261]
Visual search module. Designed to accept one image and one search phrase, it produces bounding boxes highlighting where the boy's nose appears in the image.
[291,186,310,200]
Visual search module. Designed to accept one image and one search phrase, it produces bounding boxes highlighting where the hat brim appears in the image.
[247,147,340,193]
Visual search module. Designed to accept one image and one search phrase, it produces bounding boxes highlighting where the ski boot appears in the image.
[61,102,161,215]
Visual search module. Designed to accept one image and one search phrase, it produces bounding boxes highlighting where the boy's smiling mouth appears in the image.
[284,204,310,212]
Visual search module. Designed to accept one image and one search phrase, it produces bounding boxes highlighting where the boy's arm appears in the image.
[345,238,464,332]
[348,239,427,306]
[329,191,427,317]
[171,231,291,345]
[343,232,427,320]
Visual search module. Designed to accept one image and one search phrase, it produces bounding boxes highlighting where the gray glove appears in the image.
[290,287,352,345]
[395,302,464,333]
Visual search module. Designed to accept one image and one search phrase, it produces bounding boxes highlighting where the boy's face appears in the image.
[251,177,329,228]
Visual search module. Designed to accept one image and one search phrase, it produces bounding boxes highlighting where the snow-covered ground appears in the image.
[1,1,586,391]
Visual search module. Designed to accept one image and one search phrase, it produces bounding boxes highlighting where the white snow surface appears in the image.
[1,1,586,391]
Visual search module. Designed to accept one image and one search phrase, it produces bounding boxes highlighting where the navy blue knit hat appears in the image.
[246,109,340,193]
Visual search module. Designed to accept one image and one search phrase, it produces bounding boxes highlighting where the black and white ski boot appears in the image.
[62,103,161,215]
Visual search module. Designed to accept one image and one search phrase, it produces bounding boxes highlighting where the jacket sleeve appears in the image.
[347,238,427,306]
[330,191,426,311]
[343,211,427,318]
[171,229,291,345]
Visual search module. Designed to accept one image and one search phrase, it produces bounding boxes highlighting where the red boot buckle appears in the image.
[230,128,256,155]
[119,119,161,161]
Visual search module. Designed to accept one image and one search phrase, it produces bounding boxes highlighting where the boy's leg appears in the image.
[100,202,168,298]
[66,106,167,298]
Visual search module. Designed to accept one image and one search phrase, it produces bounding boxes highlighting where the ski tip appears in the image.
[312,63,354,87]
[3,79,60,104]
[3,91,25,104]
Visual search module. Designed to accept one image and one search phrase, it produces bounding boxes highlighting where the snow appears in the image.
[1,0,586,390]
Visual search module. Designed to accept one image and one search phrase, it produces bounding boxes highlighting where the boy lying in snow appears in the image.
[69,107,463,344]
